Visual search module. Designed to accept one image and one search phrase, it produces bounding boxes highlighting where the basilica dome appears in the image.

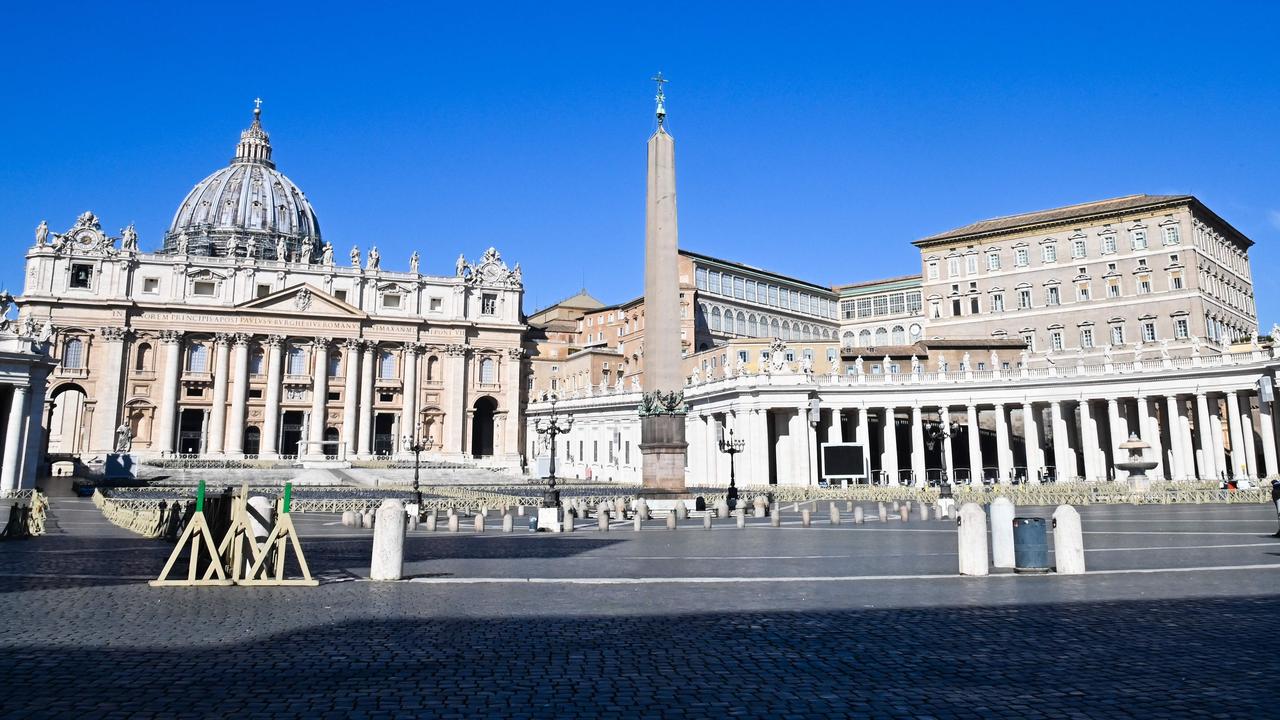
[163,105,321,261]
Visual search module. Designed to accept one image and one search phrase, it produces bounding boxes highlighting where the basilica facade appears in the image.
[19,108,526,471]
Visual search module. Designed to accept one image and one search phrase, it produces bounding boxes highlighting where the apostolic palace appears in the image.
[1,97,1277,494]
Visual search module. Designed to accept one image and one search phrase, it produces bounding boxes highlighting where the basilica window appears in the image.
[63,338,85,369]
[481,293,497,315]
[193,281,216,297]
[328,352,342,377]
[188,344,209,373]
[250,349,264,375]
[381,293,402,309]
[134,343,151,372]
[479,357,496,384]
[70,264,93,289]
[287,347,307,376]
[142,278,159,294]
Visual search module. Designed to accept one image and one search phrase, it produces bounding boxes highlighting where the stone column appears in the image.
[153,330,184,455]
[966,404,981,483]
[1257,392,1279,478]
[1239,397,1258,479]
[749,408,769,485]
[358,342,375,457]
[207,333,232,455]
[442,344,468,457]
[399,342,420,453]
[89,326,129,453]
[994,403,1011,483]
[1051,400,1075,481]
[0,386,29,494]
[1177,397,1198,479]
[686,414,703,478]
[1194,392,1217,479]
[226,334,250,457]
[1225,391,1246,478]
[910,405,926,485]
[1023,402,1043,483]
[1209,398,1228,479]
[1136,397,1163,480]
[1079,399,1103,481]
[1107,397,1127,480]
[802,405,818,486]
[1163,395,1185,480]
[261,335,285,458]
[341,338,361,458]
[306,338,330,456]
[940,407,955,483]
[881,406,899,484]
[504,348,525,459]
[828,408,844,443]
[704,414,720,484]
[851,405,865,445]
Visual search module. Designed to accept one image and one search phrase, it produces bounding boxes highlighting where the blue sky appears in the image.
[4,2,1279,321]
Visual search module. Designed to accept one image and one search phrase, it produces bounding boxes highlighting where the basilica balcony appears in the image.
[283,374,312,388]
[129,369,156,380]
[55,366,89,380]
[375,377,402,390]
[181,371,213,385]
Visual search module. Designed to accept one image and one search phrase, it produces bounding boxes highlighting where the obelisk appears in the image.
[638,72,688,495]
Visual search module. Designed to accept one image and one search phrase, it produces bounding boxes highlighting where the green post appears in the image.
[283,482,292,514]
[196,479,206,513]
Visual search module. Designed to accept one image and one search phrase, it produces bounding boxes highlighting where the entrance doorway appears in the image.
[280,410,305,457]
[323,426,340,456]
[373,413,396,456]
[243,426,261,456]
[471,397,496,457]
[178,408,205,455]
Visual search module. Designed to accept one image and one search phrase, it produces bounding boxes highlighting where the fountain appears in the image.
[1115,433,1159,492]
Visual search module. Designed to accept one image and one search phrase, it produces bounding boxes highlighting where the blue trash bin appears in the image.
[1012,517,1050,573]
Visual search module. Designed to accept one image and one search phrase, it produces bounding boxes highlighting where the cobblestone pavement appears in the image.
[1,499,1278,719]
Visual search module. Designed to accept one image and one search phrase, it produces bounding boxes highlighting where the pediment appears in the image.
[237,284,366,317]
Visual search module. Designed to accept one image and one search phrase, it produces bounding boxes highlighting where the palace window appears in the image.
[1015,248,1029,267]
[969,297,979,314]
[695,268,707,290]
[1077,282,1091,301]
[63,338,84,369]
[889,293,906,315]
[1101,235,1116,254]
[872,296,889,316]
[858,329,871,346]
[1046,286,1061,306]
[1169,271,1184,290]
[1042,244,1057,263]
[841,300,855,320]
[891,325,906,344]
[481,293,497,315]
[746,280,757,302]
[987,252,1001,271]
[1107,279,1121,298]
[1163,226,1180,245]
[1049,330,1064,352]
[1132,230,1147,250]
[1111,325,1125,346]
[768,285,779,306]
[1017,289,1032,309]
[1174,318,1189,339]
[875,327,888,344]
[992,293,1004,312]
[906,292,922,314]
[966,255,978,275]
[1022,332,1035,351]
[70,264,93,289]
[1142,321,1157,342]
[1071,239,1086,258]
[948,257,961,277]
[927,261,939,280]
[734,277,745,300]
[1137,275,1152,294]
[1080,328,1094,349]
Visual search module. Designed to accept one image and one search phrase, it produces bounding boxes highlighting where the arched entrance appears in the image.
[323,426,339,456]
[243,426,261,456]
[47,383,89,455]
[471,397,497,457]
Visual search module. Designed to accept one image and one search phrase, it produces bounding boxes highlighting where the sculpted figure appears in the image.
[1271,323,1280,341]
[321,242,334,265]
[1159,339,1171,359]
[630,377,640,390]
[114,423,134,453]
[1132,342,1144,362]
[409,251,419,274]
[960,351,971,371]
[689,366,701,385]
[350,245,361,267]
[456,253,467,277]
[246,235,257,258]
[226,235,240,258]
[120,224,138,252]
[989,350,999,368]
[1019,348,1029,367]
[367,246,381,270]
[1103,344,1113,363]
[38,319,54,343]
[35,220,49,246]
[1190,334,1202,355]
[854,356,865,374]
[177,233,189,255]
[911,355,921,373]
[276,237,288,262]
[512,262,522,283]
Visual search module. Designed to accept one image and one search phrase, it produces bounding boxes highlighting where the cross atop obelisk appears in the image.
[651,72,668,127]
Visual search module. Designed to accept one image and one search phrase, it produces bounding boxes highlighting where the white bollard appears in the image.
[633,516,642,531]
[990,497,1016,569]
[370,499,406,581]
[1052,505,1086,575]
[846,500,853,512]
[448,515,459,532]
[676,503,688,520]
[829,504,841,525]
[919,503,929,522]
[878,502,888,522]
[957,502,989,576]
[801,509,811,527]
[362,511,375,529]
[425,512,437,532]
[703,512,712,530]
[771,507,781,527]
[599,511,609,532]
[474,513,485,533]
[502,513,514,532]
[564,512,574,533]
[341,510,357,528]
[754,497,767,518]
[635,498,649,521]
[517,505,524,517]
[597,502,611,520]
[899,500,911,523]
[406,514,418,532]
[853,506,864,524]
[614,497,627,518]
[736,510,746,529]
[666,512,676,530]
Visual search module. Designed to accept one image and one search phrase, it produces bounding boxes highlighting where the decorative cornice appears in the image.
[158,330,184,344]
[263,334,286,348]
[231,332,252,347]
[99,326,131,342]
[444,343,469,357]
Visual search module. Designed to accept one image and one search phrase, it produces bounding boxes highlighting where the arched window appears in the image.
[187,344,208,372]
[378,350,396,378]
[710,307,722,331]
[771,319,780,337]
[891,325,906,344]
[286,346,306,375]
[858,329,871,346]
[748,314,758,336]
[249,348,264,375]
[63,338,84,369]
[328,351,342,377]
[134,343,151,372]
[841,331,854,346]
[781,321,791,339]
[736,311,746,336]
[480,357,496,384]
[874,328,888,345]
[426,356,440,382]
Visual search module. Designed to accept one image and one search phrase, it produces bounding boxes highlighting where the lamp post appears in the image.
[718,427,745,509]
[401,425,426,518]
[534,395,573,508]
[924,421,955,499]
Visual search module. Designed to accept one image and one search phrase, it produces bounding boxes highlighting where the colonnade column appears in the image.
[910,406,926,486]
[704,414,720,484]
[358,342,375,457]
[749,408,769,485]
[153,330,184,456]
[1163,396,1185,480]
[802,405,817,485]
[827,409,844,443]
[504,348,524,458]
[940,407,955,483]
[1239,397,1258,479]
[225,334,250,457]
[1194,392,1217,479]
[307,338,330,456]
[340,339,361,458]
[399,342,420,453]
[1107,398,1127,480]
[966,404,981,484]
[1079,399,1101,481]
[1209,397,1228,479]
[1225,391,1246,478]
[1023,402,1043,483]
[90,326,129,452]
[0,386,29,494]
[1051,401,1074,481]
[993,403,1010,483]
[1257,388,1279,478]
[686,415,703,478]
[1177,397,1197,479]
[881,406,898,485]
[1136,397,1163,480]
[260,335,284,458]
[851,405,865,445]
[207,334,231,455]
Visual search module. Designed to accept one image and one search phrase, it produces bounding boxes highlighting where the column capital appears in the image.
[264,334,286,348]
[444,343,469,357]
[158,329,183,344]
[406,341,426,356]
[231,332,252,347]
[213,332,233,347]
[1107,397,1119,407]
[99,325,131,342]
[312,336,334,349]
[342,337,363,351]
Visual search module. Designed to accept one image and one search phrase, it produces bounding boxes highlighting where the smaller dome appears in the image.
[163,104,321,261]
